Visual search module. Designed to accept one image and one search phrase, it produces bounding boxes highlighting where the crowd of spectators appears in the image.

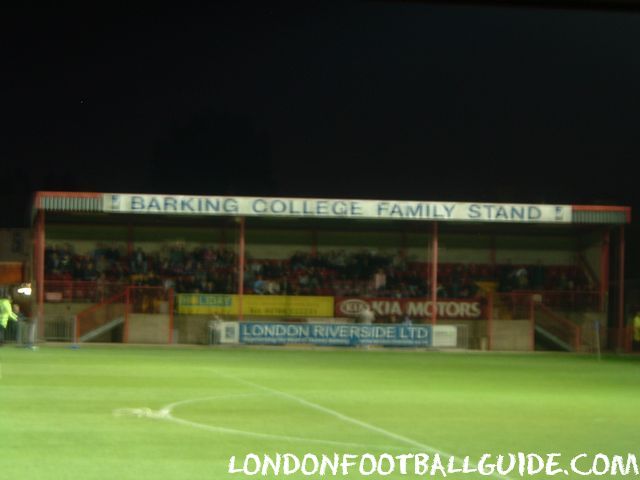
[45,243,237,294]
[45,243,592,298]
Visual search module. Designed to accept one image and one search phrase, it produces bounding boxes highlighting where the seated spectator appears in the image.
[253,276,266,295]
[357,304,374,324]
[514,266,529,289]
[373,268,386,291]
[266,280,281,295]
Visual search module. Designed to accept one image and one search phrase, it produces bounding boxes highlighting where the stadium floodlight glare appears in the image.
[17,283,32,296]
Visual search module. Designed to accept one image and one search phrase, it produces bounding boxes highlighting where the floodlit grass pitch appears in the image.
[1,346,638,479]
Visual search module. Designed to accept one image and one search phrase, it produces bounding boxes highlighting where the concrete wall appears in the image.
[38,300,560,352]
[437,319,489,350]
[174,315,211,344]
[436,318,531,351]
[119,312,538,350]
[42,302,90,340]
[491,320,531,351]
[127,313,171,344]
[42,301,127,342]
[42,301,169,343]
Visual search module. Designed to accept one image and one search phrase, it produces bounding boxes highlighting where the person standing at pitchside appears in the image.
[0,295,18,346]
[358,304,375,324]
[632,310,640,352]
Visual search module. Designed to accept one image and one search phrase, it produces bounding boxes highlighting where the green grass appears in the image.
[0,346,638,479]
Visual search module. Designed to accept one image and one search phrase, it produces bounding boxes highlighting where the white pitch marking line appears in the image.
[113,393,265,419]
[165,414,399,450]
[214,372,514,480]
[114,392,402,451]
[163,392,270,411]
[113,407,171,419]
[224,375,454,456]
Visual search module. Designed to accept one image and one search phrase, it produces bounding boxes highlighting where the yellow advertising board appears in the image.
[177,294,236,315]
[177,294,333,317]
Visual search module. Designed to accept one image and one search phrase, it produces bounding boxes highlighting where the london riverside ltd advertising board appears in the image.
[104,194,571,223]
[219,322,458,348]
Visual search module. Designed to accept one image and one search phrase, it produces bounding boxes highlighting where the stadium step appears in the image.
[78,316,125,342]
[534,324,573,352]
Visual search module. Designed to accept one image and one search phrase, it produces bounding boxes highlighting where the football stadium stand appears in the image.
[29,192,632,352]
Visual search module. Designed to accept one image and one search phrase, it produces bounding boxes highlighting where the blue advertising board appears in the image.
[238,322,433,347]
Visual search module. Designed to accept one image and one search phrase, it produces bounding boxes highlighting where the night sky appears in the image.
[2,1,640,228]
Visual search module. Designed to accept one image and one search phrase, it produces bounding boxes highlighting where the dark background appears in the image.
[2,1,638,238]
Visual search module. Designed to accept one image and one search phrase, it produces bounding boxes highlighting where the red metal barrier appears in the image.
[534,303,582,352]
[73,286,174,344]
[75,291,126,342]
[44,280,126,303]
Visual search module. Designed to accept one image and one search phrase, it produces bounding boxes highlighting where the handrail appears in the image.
[535,303,581,351]
[536,303,577,330]
[75,290,127,319]
[75,291,126,343]
[73,286,174,344]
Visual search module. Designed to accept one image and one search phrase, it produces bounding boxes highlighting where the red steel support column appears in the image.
[490,235,497,277]
[487,291,494,351]
[73,315,79,344]
[168,288,175,344]
[431,222,439,326]
[35,210,45,340]
[617,226,625,351]
[124,286,130,343]
[237,217,246,321]
[529,296,535,351]
[600,230,610,312]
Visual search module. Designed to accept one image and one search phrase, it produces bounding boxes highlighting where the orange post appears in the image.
[529,295,535,351]
[168,288,175,344]
[34,209,46,341]
[74,315,79,344]
[124,286,130,343]
[237,217,246,321]
[487,292,494,351]
[431,222,438,326]
[599,231,610,312]
[617,226,625,352]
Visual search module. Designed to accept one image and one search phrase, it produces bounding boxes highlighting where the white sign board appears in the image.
[104,194,571,224]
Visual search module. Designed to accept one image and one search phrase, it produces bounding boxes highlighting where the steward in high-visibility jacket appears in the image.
[0,296,18,345]
[0,297,17,329]
[633,312,640,344]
